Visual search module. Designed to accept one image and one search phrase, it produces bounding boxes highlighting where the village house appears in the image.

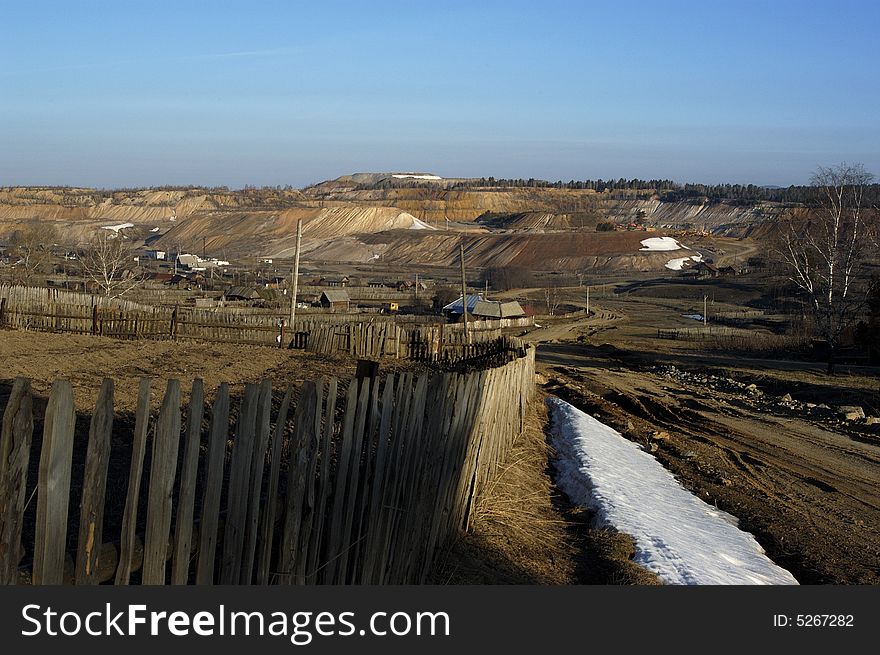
[320,276,349,288]
[223,286,261,301]
[397,279,428,293]
[320,289,350,311]
[443,295,527,321]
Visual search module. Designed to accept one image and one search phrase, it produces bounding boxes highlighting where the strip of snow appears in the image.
[101,222,135,232]
[640,236,689,251]
[682,313,704,321]
[665,252,703,270]
[409,217,436,230]
[150,227,160,232]
[392,173,442,180]
[547,397,798,585]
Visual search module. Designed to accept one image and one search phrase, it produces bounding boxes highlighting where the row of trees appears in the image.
[350,174,880,208]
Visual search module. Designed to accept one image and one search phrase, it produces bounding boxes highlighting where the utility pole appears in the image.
[460,242,471,344]
[415,272,419,303]
[703,294,708,328]
[288,219,302,338]
[202,236,206,261]
[586,285,590,317]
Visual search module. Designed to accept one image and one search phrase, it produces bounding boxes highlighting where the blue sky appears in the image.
[1,0,878,188]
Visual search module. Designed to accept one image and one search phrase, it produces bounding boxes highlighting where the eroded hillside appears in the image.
[0,176,779,272]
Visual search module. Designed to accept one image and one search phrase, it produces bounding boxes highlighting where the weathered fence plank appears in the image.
[142,380,182,585]
[116,378,151,584]
[220,383,258,584]
[196,383,229,585]
[171,378,204,585]
[75,378,114,584]
[293,378,324,585]
[277,380,319,584]
[0,378,34,585]
[304,377,337,584]
[33,380,76,585]
[256,384,293,585]
[242,379,272,584]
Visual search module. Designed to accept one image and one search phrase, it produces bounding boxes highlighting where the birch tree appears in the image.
[777,163,875,374]
[80,230,142,298]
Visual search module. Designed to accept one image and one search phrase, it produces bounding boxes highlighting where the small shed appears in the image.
[320,289,350,311]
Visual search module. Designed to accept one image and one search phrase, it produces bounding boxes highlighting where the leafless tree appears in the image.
[80,230,143,298]
[8,223,58,284]
[544,283,562,316]
[777,162,876,373]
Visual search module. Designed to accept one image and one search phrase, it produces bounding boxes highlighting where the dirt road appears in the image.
[528,297,880,583]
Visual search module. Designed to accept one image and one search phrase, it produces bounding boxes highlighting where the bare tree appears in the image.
[80,230,143,298]
[544,283,562,316]
[8,223,58,284]
[777,162,876,373]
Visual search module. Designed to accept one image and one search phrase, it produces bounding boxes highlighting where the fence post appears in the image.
[0,297,6,327]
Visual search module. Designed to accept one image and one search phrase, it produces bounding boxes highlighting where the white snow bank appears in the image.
[547,397,798,585]
[640,236,689,251]
[665,252,703,270]
[409,217,436,230]
[101,222,135,232]
[392,173,442,180]
[150,227,160,232]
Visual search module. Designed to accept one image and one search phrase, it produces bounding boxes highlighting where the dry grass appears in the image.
[430,399,577,584]
[430,395,661,585]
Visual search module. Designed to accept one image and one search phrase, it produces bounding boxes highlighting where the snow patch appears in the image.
[150,227,160,232]
[640,236,689,251]
[409,217,436,230]
[547,397,798,585]
[665,252,703,270]
[392,173,442,180]
[101,222,134,233]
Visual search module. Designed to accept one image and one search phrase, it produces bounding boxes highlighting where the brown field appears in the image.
[0,329,428,412]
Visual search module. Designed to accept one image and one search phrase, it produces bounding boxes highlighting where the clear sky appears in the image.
[1,0,878,188]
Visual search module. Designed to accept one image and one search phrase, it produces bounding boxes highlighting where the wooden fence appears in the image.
[0,285,533,359]
[657,325,759,340]
[0,342,535,585]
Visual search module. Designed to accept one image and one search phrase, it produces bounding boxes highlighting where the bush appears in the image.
[596,222,616,232]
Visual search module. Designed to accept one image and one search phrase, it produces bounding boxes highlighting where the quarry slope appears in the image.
[0,179,774,272]
[302,229,689,272]
[154,205,429,256]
